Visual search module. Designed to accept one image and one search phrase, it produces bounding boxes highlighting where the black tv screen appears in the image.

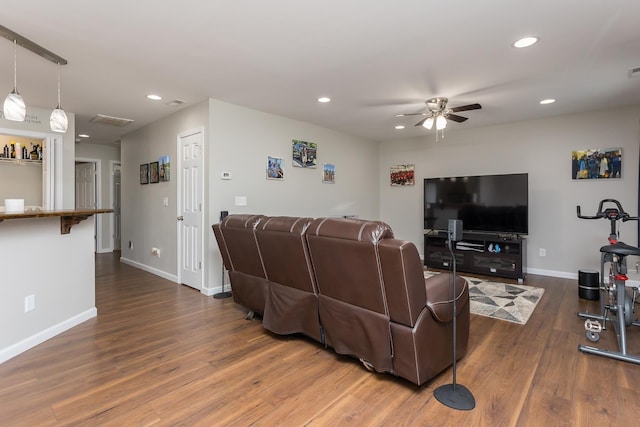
[424,173,528,234]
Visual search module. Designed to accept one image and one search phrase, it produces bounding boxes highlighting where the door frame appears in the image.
[75,157,104,252]
[176,127,205,290]
[109,160,121,252]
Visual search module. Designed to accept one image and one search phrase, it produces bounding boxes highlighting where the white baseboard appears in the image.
[120,257,179,283]
[525,267,577,280]
[0,308,97,364]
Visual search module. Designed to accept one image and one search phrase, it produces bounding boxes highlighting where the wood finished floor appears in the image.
[1,252,639,426]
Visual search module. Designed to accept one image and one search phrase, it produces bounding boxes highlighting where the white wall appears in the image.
[120,101,210,282]
[75,142,121,252]
[206,100,380,292]
[379,104,640,279]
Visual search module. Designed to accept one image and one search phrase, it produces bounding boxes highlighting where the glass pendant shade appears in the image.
[3,89,26,121]
[423,116,434,130]
[50,63,68,133]
[436,115,447,130]
[4,39,26,122]
[50,106,68,133]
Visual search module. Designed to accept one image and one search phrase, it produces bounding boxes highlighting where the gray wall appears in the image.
[379,104,640,280]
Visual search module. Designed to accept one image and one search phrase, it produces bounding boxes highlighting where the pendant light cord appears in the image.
[57,62,61,107]
[13,39,17,89]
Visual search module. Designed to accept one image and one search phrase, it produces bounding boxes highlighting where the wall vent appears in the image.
[629,66,640,78]
[89,114,134,127]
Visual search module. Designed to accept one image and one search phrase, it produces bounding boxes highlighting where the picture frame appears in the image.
[323,163,335,183]
[572,147,622,179]
[159,155,170,182]
[292,139,317,168]
[267,156,284,180]
[140,163,149,185]
[390,164,415,186]
[149,161,160,183]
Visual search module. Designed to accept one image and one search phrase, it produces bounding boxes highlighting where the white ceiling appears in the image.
[1,1,639,145]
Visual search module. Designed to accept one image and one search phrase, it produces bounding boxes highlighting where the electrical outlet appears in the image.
[152,247,160,257]
[539,248,546,257]
[129,241,133,250]
[25,294,35,312]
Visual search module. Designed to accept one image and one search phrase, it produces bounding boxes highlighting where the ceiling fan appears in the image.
[396,97,482,130]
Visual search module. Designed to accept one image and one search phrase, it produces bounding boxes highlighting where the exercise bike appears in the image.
[577,199,640,364]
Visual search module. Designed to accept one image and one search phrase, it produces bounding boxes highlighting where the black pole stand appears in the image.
[214,211,232,299]
[434,221,475,411]
[213,264,232,299]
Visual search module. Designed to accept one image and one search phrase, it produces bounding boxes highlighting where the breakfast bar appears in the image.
[0,208,112,363]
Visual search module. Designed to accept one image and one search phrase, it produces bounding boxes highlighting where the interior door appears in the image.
[75,161,97,251]
[112,163,121,251]
[178,129,204,290]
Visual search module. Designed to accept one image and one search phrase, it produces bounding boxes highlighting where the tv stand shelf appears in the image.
[424,232,526,280]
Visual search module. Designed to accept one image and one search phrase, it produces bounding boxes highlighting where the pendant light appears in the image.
[3,39,26,121]
[50,62,68,133]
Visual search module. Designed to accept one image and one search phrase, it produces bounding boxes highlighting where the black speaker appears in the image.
[220,210,229,221]
[448,219,463,242]
[578,269,599,300]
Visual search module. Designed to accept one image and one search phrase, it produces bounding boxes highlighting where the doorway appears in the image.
[110,161,121,251]
[75,158,102,252]
[177,128,204,290]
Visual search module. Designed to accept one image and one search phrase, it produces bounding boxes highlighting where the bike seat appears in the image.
[600,242,640,256]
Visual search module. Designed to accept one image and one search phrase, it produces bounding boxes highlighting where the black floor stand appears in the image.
[434,230,475,411]
[214,266,232,299]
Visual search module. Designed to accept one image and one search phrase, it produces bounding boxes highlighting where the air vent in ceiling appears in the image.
[629,66,640,78]
[166,99,187,107]
[89,114,134,127]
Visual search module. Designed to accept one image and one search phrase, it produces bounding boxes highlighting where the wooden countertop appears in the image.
[0,208,114,234]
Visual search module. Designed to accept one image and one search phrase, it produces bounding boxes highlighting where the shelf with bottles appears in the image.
[1,141,44,163]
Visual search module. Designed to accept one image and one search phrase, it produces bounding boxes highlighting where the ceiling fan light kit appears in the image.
[400,97,482,136]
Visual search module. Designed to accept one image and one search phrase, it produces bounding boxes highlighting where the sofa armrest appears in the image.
[425,273,469,323]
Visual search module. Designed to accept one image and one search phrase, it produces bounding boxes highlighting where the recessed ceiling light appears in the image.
[539,98,556,105]
[79,134,90,138]
[147,94,162,101]
[395,125,405,130]
[513,36,538,48]
[317,97,331,103]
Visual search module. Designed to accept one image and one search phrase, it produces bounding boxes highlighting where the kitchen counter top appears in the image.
[0,208,113,234]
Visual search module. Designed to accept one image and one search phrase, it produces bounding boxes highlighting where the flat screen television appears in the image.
[424,173,528,235]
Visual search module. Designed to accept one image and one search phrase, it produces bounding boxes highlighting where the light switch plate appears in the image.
[235,196,247,206]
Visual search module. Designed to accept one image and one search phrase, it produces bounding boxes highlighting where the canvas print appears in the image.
[292,140,317,168]
[323,163,335,183]
[267,156,284,180]
[390,164,415,186]
[140,164,149,184]
[150,161,159,183]
[572,148,621,179]
[159,155,170,181]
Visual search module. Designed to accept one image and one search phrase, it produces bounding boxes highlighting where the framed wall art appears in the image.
[323,163,335,183]
[572,147,621,179]
[390,164,415,186]
[149,161,160,183]
[159,155,170,181]
[292,139,317,168]
[140,163,149,184]
[267,156,284,180]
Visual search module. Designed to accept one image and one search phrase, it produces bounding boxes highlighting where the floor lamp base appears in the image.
[434,383,475,411]
[213,291,232,299]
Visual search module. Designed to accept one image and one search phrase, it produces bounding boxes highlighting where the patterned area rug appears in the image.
[424,271,545,325]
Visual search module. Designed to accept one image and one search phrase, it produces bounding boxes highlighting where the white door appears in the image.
[75,161,97,251]
[75,162,96,209]
[112,163,121,251]
[178,129,204,290]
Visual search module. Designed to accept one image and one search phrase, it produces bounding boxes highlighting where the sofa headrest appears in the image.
[258,216,313,234]
[307,218,394,243]
[221,214,264,229]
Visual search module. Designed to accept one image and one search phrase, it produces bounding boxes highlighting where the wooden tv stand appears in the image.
[424,231,526,281]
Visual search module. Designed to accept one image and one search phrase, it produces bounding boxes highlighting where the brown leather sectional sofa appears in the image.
[212,214,470,386]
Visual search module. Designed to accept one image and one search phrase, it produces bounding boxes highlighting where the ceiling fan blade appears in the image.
[395,112,428,117]
[445,114,469,123]
[450,103,482,113]
[414,117,428,127]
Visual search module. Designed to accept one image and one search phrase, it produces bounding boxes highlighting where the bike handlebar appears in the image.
[576,199,640,222]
